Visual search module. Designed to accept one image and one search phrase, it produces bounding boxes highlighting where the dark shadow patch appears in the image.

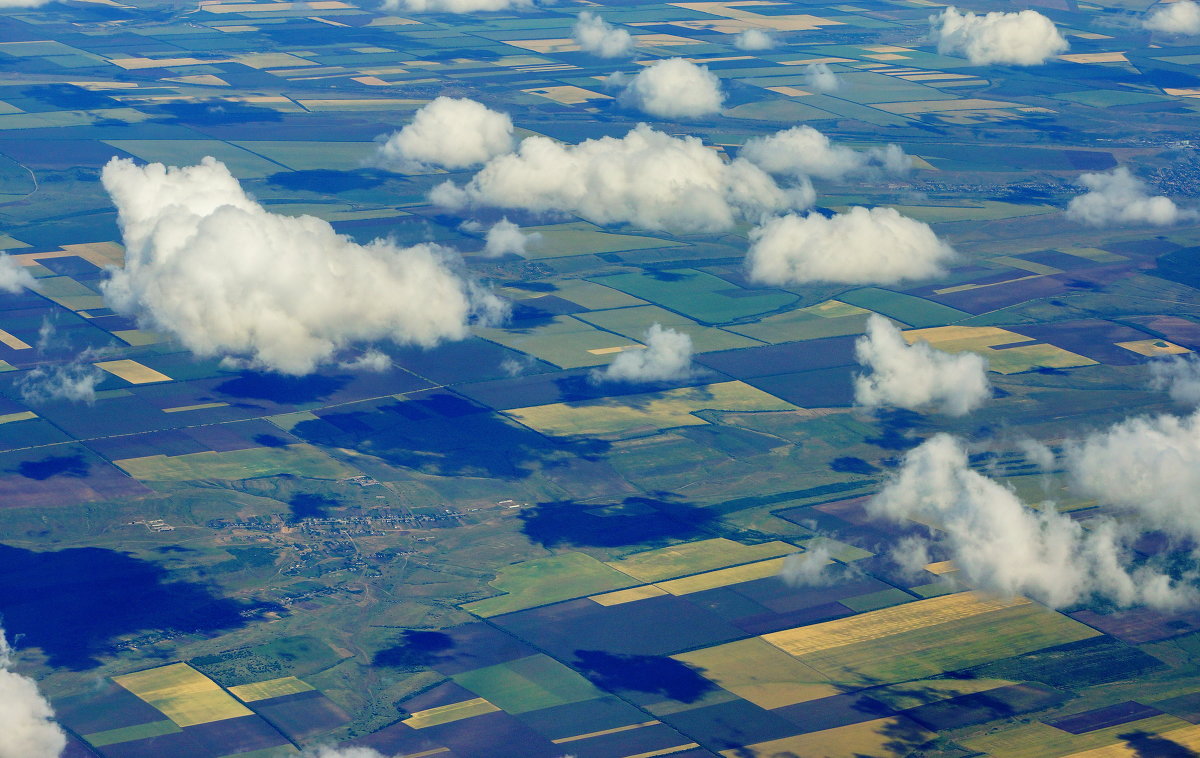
[864,408,926,451]
[216,372,350,405]
[267,169,384,194]
[0,543,279,669]
[829,456,878,475]
[289,391,608,480]
[287,493,339,521]
[17,454,89,480]
[373,630,456,669]
[253,434,290,448]
[1118,730,1199,758]
[519,495,715,548]
[572,650,716,703]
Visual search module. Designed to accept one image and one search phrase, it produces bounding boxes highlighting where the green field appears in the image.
[461,552,640,617]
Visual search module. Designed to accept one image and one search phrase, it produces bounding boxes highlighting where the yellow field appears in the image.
[228,676,314,703]
[902,325,1032,352]
[521,85,611,104]
[901,326,1097,374]
[656,556,792,595]
[115,443,356,481]
[1116,339,1190,357]
[163,402,231,413]
[763,592,1028,658]
[506,381,795,437]
[401,698,500,729]
[0,411,35,424]
[962,715,1193,758]
[674,638,840,709]
[1063,724,1200,757]
[606,538,798,583]
[94,359,172,384]
[113,663,252,727]
[589,585,668,606]
[722,717,935,758]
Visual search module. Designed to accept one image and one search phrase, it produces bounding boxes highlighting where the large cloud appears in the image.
[382,0,532,12]
[573,11,635,57]
[301,748,387,758]
[1144,0,1200,34]
[375,97,514,172]
[1064,409,1200,542]
[0,254,35,293]
[101,157,503,376]
[931,7,1068,66]
[0,631,66,758]
[1066,167,1192,227]
[870,434,1195,609]
[854,315,990,416]
[0,0,53,7]
[1150,355,1200,406]
[740,126,910,181]
[614,58,725,118]
[592,323,694,383]
[433,124,811,232]
[745,207,955,285]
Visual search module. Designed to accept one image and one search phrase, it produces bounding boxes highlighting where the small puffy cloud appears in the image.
[745,206,955,286]
[804,62,839,93]
[484,218,540,258]
[780,542,856,586]
[1144,0,1200,34]
[1066,167,1192,227]
[853,315,990,416]
[0,254,35,293]
[614,58,725,118]
[435,124,810,232]
[382,0,532,12]
[339,349,391,372]
[573,12,635,57]
[870,434,1196,609]
[591,323,694,383]
[19,361,104,405]
[101,157,503,376]
[1015,437,1057,471]
[0,0,53,7]
[375,97,514,172]
[1065,409,1200,543]
[931,7,1069,66]
[1150,354,1200,406]
[0,631,66,758]
[301,747,387,758]
[740,126,910,181]
[733,28,774,50]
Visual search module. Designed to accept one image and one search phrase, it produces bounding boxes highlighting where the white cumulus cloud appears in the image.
[573,12,635,57]
[733,28,774,50]
[870,434,1196,609]
[613,58,725,118]
[19,361,104,406]
[854,315,990,416]
[0,631,66,758]
[1150,355,1200,406]
[484,218,540,257]
[1064,409,1200,543]
[804,62,839,93]
[931,7,1069,66]
[382,0,532,12]
[375,97,514,172]
[101,157,503,376]
[740,126,910,181]
[1066,167,1192,227]
[1144,0,1200,34]
[301,747,388,758]
[745,206,955,286]
[0,0,53,7]
[434,124,810,232]
[591,323,694,383]
[0,254,35,293]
